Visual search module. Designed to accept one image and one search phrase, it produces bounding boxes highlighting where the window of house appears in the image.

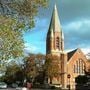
[79,59,85,74]
[74,65,76,73]
[74,59,85,74]
[73,61,78,73]
[79,59,81,73]
[76,61,78,73]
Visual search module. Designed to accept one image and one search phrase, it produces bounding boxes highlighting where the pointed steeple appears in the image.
[46,4,64,54]
[49,4,62,32]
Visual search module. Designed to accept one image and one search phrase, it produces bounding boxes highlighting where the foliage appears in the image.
[86,60,90,73]
[1,61,24,84]
[35,53,45,70]
[45,54,61,83]
[0,53,45,84]
[0,0,48,29]
[0,16,25,31]
[0,16,24,65]
[0,0,49,67]
[25,54,37,81]
[23,53,45,82]
[0,0,48,67]
[75,75,88,84]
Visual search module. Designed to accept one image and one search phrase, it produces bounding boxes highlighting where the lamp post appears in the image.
[67,74,71,90]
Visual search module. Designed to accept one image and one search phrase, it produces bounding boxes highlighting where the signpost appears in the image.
[67,74,71,90]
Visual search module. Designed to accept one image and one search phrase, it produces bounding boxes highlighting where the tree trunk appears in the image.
[50,77,52,84]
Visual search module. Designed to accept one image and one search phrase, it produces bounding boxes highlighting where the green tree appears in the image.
[45,54,61,84]
[0,0,49,67]
[2,61,24,84]
[0,16,24,66]
[0,0,48,28]
[75,75,88,84]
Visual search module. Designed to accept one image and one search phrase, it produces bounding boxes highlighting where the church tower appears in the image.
[46,4,67,89]
[46,4,64,56]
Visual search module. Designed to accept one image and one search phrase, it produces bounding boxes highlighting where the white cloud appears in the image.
[64,21,81,30]
[81,47,90,54]
[24,43,39,54]
[63,19,90,51]
[81,48,90,59]
[64,19,90,31]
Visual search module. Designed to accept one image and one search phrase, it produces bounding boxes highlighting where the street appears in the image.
[0,89,16,90]
[0,88,54,90]
[0,88,18,90]
[0,87,21,90]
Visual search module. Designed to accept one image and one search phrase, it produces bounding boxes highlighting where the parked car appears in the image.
[11,83,18,88]
[0,82,7,88]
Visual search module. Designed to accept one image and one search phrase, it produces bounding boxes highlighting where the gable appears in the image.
[67,48,87,63]
[67,49,77,61]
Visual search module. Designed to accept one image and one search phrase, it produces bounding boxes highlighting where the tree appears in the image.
[75,75,88,84]
[25,54,37,82]
[2,61,24,85]
[0,0,49,66]
[0,16,24,66]
[45,54,61,84]
[86,60,90,73]
[0,0,48,29]
[35,53,45,71]
[23,53,45,83]
[34,54,45,84]
[0,53,45,84]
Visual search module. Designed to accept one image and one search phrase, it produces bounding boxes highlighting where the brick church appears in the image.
[46,4,88,89]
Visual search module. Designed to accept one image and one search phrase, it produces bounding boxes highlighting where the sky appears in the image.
[24,0,90,55]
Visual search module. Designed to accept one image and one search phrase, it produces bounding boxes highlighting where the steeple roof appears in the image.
[49,4,62,32]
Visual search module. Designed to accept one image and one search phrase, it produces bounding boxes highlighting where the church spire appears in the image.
[46,4,64,54]
[49,4,62,32]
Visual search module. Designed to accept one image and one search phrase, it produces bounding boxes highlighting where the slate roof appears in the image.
[67,49,77,61]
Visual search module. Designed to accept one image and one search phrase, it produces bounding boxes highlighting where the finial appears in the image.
[54,3,57,10]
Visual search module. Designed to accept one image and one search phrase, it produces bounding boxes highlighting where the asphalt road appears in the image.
[0,88,50,90]
[0,88,16,90]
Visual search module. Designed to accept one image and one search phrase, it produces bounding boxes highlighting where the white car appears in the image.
[0,82,7,88]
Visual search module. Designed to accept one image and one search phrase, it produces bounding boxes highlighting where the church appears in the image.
[46,4,88,89]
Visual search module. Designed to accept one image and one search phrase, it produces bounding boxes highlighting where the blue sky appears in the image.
[24,0,90,55]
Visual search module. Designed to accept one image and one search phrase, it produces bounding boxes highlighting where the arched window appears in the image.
[74,59,85,74]
[74,65,76,73]
[76,61,78,73]
[56,37,59,49]
[79,59,85,74]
